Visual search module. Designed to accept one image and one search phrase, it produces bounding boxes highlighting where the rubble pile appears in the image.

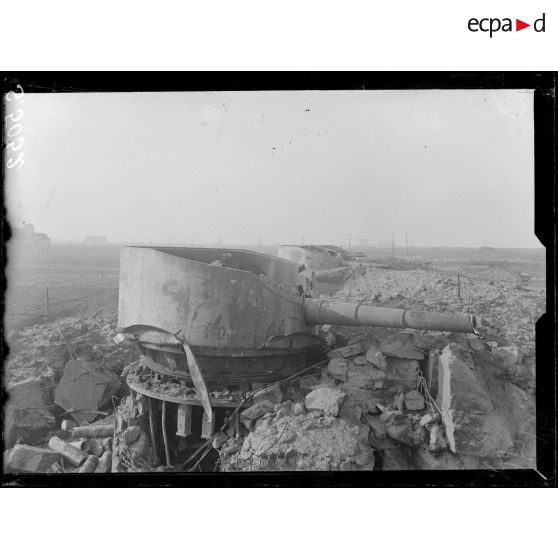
[3,259,541,474]
[112,390,154,473]
[220,326,536,471]
[4,415,115,473]
[335,266,544,352]
[3,312,140,473]
[5,312,140,385]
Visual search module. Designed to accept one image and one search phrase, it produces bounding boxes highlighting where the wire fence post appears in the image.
[45,286,49,320]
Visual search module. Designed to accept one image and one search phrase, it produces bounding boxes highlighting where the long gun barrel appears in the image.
[303,298,476,334]
[118,246,479,386]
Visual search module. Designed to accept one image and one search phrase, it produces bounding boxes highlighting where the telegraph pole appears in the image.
[406,232,408,257]
[258,235,261,251]
[392,232,395,257]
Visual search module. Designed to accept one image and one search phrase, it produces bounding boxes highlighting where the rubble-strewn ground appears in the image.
[3,254,544,474]
[337,263,544,352]
[220,259,543,472]
[5,312,139,385]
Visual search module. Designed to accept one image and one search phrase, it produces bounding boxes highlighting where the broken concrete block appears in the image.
[380,334,424,360]
[346,363,385,389]
[4,444,61,473]
[385,358,422,391]
[340,386,386,414]
[365,415,387,440]
[327,343,363,360]
[386,415,414,446]
[339,399,362,425]
[353,356,369,366]
[54,358,122,424]
[240,416,255,431]
[429,424,448,453]
[437,346,491,413]
[437,344,514,458]
[382,446,409,470]
[6,376,54,409]
[254,384,283,406]
[305,387,346,417]
[327,358,349,381]
[4,375,58,447]
[293,402,306,416]
[241,400,275,421]
[404,390,425,411]
[365,348,387,369]
[5,408,56,447]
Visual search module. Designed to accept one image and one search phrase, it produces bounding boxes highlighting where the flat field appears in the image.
[4,244,121,331]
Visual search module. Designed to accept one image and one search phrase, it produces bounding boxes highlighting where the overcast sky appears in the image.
[5,89,537,248]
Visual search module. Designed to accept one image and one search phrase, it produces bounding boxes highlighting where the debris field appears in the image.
[3,257,542,473]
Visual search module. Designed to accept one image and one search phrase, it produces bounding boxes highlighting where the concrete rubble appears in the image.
[3,313,138,473]
[2,259,541,474]
[218,277,538,471]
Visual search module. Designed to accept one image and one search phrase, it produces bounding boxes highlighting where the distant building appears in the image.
[12,223,51,251]
[83,236,108,245]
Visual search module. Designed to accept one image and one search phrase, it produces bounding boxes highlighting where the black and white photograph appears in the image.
[1,76,554,483]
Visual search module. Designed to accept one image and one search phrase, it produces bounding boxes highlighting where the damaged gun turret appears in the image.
[118,246,477,388]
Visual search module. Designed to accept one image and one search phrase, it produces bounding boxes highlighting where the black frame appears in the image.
[1,72,555,487]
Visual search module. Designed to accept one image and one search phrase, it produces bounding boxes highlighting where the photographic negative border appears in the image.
[1,72,555,487]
